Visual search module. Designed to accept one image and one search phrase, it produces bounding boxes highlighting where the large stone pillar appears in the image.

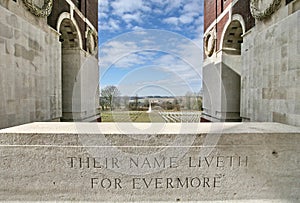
[202,61,241,122]
[61,49,100,122]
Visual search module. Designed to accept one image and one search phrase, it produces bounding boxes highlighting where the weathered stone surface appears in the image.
[0,122,299,202]
[0,4,99,129]
[0,5,62,129]
[6,14,19,28]
[240,10,300,126]
[0,38,5,52]
[14,29,21,39]
[14,44,36,61]
[0,21,13,39]
[272,112,288,123]
[28,38,42,51]
[5,40,14,54]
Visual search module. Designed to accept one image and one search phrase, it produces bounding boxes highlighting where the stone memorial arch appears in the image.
[202,15,245,122]
[58,14,81,121]
[52,5,100,122]
[218,16,245,122]
[202,0,299,126]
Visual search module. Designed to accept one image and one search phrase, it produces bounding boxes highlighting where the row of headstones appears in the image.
[159,112,201,123]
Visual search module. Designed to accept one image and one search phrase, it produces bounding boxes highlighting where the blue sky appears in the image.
[99,0,204,96]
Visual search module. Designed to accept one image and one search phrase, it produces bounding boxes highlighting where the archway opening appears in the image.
[220,19,244,121]
[59,19,80,49]
[222,20,243,55]
[59,18,80,121]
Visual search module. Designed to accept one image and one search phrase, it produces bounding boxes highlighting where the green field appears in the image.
[101,111,165,122]
[101,111,201,123]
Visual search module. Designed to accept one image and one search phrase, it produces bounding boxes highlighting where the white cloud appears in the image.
[99,1,205,96]
[109,19,120,29]
[132,26,145,31]
[99,0,151,29]
[99,0,109,12]
[111,0,151,16]
[100,29,203,70]
[99,0,109,21]
[99,29,203,95]
[100,18,121,31]
[183,1,202,13]
[112,54,145,69]
[99,12,108,19]
[99,0,204,36]
[100,40,147,69]
[163,17,179,26]
[158,0,203,29]
[116,65,199,96]
[123,13,142,23]
[164,0,184,13]
[152,8,164,15]
[140,39,153,45]
[119,52,157,69]
[154,54,200,80]
[179,14,194,24]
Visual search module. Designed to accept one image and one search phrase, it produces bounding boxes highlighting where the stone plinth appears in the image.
[0,122,299,202]
[202,62,241,122]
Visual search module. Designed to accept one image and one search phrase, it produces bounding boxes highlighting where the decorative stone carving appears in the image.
[204,29,216,57]
[87,28,98,55]
[250,0,281,21]
[23,0,53,17]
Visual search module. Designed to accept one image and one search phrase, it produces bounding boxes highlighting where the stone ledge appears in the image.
[0,122,299,201]
[1,122,299,134]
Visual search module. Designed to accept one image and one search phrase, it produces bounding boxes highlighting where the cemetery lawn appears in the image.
[101,111,201,122]
[101,111,164,122]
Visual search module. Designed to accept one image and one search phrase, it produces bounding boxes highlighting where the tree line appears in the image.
[100,85,202,111]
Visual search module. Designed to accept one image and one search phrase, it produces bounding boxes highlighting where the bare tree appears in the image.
[100,97,108,110]
[100,86,120,111]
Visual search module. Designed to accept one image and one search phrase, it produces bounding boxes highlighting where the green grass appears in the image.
[101,110,201,123]
[101,111,165,122]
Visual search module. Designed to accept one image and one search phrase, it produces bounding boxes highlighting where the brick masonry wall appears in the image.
[47,0,70,30]
[203,12,228,60]
[223,0,233,11]
[204,0,216,32]
[87,0,98,31]
[204,0,233,33]
[232,0,255,32]
[48,0,98,52]
[204,0,254,56]
[216,13,229,51]
[74,12,86,50]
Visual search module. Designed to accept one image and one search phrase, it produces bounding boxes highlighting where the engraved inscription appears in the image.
[65,154,249,190]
